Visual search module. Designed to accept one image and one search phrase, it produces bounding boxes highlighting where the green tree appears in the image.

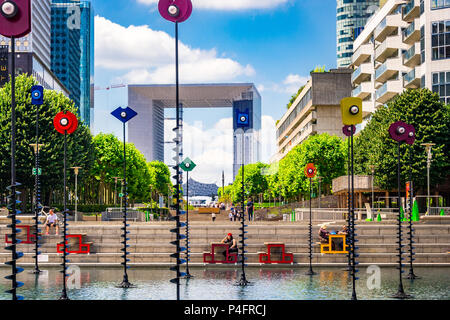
[90,133,152,204]
[277,133,347,200]
[0,74,95,206]
[354,88,449,191]
[148,160,171,197]
[232,162,269,203]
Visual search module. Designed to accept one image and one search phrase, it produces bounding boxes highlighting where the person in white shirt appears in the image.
[45,209,59,235]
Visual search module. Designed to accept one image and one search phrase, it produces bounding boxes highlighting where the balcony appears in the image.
[375,79,402,104]
[403,43,421,68]
[351,62,372,85]
[375,35,402,63]
[374,14,407,42]
[402,0,420,22]
[362,99,375,116]
[375,57,400,83]
[403,68,420,88]
[402,19,420,44]
[352,43,372,67]
[352,81,372,100]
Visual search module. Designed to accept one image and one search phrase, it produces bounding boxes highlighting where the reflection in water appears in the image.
[0,267,448,300]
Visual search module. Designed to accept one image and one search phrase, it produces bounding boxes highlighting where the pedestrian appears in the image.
[212,212,216,222]
[247,197,254,221]
[229,211,233,222]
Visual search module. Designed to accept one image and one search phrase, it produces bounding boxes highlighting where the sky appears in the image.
[91,0,338,185]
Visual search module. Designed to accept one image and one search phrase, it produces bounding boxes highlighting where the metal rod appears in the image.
[406,146,418,279]
[60,131,69,300]
[32,91,41,274]
[238,130,248,286]
[350,129,357,300]
[8,36,19,301]
[120,121,131,287]
[185,170,191,278]
[175,21,181,300]
[305,177,315,275]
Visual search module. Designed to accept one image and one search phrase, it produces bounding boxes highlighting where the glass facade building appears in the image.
[337,0,379,68]
[51,0,94,128]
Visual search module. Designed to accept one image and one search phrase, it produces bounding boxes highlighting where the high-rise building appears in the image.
[337,0,379,68]
[51,0,94,128]
[351,0,450,121]
[0,0,68,95]
[273,69,353,162]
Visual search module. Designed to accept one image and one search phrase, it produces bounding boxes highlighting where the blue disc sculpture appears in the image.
[111,106,138,289]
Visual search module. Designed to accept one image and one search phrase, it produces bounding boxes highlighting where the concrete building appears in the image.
[351,0,450,121]
[51,0,95,128]
[128,84,261,179]
[0,0,68,96]
[274,69,353,162]
[337,0,379,68]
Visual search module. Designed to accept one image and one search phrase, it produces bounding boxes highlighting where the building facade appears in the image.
[351,0,450,122]
[274,69,353,162]
[51,0,94,128]
[0,0,69,95]
[337,0,380,68]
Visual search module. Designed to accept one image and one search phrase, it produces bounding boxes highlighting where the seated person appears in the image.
[45,209,59,236]
[318,225,329,243]
[338,225,349,235]
[221,233,238,260]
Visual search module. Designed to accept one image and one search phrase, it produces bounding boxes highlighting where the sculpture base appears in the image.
[116,281,136,289]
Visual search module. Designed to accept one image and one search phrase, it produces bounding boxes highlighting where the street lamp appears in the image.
[71,167,82,222]
[421,143,435,215]
[29,143,44,275]
[369,165,375,213]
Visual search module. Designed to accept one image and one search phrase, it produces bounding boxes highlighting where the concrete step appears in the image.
[0,252,448,264]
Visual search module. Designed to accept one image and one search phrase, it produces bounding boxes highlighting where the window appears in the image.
[431,0,450,9]
[432,71,450,104]
[431,20,450,60]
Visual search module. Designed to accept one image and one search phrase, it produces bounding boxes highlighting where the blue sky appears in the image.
[91,0,338,183]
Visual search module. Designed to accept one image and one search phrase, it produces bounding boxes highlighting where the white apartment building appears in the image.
[351,0,450,122]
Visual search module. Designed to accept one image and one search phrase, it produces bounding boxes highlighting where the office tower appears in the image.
[337,0,379,68]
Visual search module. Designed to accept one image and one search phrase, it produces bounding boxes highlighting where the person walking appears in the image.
[212,212,216,222]
[247,197,254,221]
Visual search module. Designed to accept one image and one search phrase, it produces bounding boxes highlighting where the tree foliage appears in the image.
[354,88,449,191]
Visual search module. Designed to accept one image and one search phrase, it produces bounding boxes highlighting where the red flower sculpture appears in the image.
[53,111,78,134]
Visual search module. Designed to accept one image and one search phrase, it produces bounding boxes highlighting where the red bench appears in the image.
[57,234,91,254]
[203,242,237,264]
[259,242,293,264]
[5,225,36,244]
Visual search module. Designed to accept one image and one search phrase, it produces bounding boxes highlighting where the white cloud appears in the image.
[164,116,277,184]
[95,16,255,84]
[136,0,289,10]
[261,74,309,95]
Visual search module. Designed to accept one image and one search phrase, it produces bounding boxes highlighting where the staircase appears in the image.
[0,220,449,266]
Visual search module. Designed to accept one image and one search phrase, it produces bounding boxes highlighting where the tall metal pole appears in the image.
[184,170,192,278]
[119,122,132,288]
[238,130,249,286]
[406,148,418,279]
[306,177,315,275]
[31,97,42,274]
[350,129,358,300]
[392,141,408,298]
[6,36,23,300]
[344,138,352,272]
[60,132,69,300]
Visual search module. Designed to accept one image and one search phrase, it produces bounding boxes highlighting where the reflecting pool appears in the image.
[0,267,448,300]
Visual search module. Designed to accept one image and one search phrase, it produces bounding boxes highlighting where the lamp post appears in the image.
[71,167,82,222]
[29,143,44,275]
[369,165,375,212]
[421,143,435,215]
[113,177,121,205]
